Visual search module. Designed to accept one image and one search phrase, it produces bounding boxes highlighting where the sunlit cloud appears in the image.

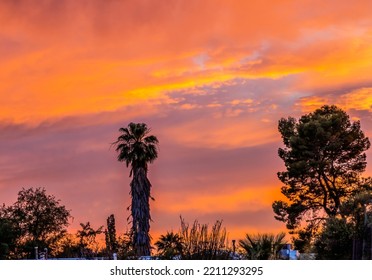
[339,88,372,112]
[296,87,372,113]
[296,96,330,113]
[157,186,282,214]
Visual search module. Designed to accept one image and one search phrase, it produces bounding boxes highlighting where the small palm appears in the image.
[155,232,183,259]
[239,232,286,260]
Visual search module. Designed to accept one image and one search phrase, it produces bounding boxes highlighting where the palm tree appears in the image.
[113,122,159,257]
[155,231,183,259]
[239,232,286,260]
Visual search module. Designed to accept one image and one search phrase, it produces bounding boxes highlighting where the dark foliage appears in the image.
[1,187,71,259]
[273,105,370,237]
[314,217,354,259]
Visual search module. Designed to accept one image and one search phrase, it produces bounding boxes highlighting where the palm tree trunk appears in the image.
[130,167,152,257]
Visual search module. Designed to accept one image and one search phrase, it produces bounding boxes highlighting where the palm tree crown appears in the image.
[114,122,158,175]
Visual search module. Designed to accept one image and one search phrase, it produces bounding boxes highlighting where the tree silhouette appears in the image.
[113,122,159,257]
[273,105,370,237]
[1,187,71,259]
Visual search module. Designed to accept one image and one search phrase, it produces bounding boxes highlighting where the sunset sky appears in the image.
[1,0,372,243]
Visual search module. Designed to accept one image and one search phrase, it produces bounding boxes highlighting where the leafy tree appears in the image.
[179,217,232,260]
[273,105,370,237]
[113,122,159,257]
[239,232,286,260]
[155,231,183,259]
[2,187,71,258]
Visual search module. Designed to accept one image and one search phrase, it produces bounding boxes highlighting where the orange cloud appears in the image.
[296,87,372,113]
[1,1,371,125]
[157,186,282,214]
[166,117,278,149]
[296,96,330,113]
[338,88,372,111]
